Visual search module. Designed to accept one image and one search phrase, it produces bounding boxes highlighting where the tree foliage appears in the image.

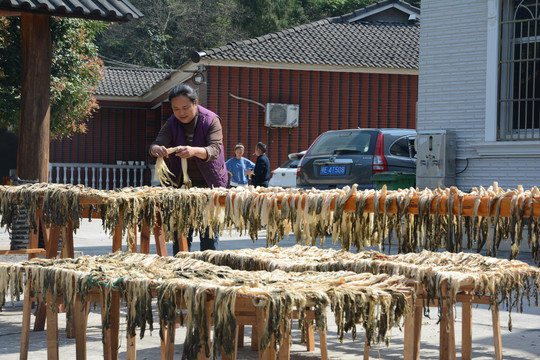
[97,0,420,69]
[0,17,106,139]
[97,0,247,68]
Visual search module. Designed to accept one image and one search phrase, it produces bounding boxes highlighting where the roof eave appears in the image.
[94,63,198,103]
[0,2,143,22]
[197,59,418,75]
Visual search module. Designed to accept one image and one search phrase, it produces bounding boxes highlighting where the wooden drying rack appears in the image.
[3,189,540,260]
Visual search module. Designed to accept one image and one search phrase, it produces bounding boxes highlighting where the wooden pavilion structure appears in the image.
[0,0,143,182]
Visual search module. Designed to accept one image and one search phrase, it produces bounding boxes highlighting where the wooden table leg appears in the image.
[177,235,189,252]
[492,305,502,360]
[34,300,47,331]
[112,211,124,252]
[413,300,423,360]
[304,308,315,352]
[319,328,328,360]
[278,328,290,360]
[127,332,136,360]
[127,222,137,253]
[196,297,213,360]
[101,289,120,360]
[140,221,151,254]
[46,290,59,360]
[237,325,245,347]
[153,224,168,256]
[222,326,239,360]
[28,209,40,260]
[46,225,61,259]
[449,306,456,360]
[110,291,120,360]
[20,281,32,360]
[404,308,415,360]
[61,221,75,258]
[363,335,370,360]
[461,295,472,360]
[440,301,449,360]
[251,325,259,351]
[74,294,90,360]
[160,293,176,360]
[62,222,76,339]
[40,212,51,253]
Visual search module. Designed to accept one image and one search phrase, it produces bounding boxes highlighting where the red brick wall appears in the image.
[50,106,148,164]
[206,66,418,171]
[48,66,418,182]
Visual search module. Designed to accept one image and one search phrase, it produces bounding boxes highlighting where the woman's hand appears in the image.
[151,145,168,158]
[174,146,208,160]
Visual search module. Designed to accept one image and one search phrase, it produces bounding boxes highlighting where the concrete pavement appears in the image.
[0,219,539,359]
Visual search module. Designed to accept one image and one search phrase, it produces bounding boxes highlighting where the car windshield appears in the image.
[308,131,375,156]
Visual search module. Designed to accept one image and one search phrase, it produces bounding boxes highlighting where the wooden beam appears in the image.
[0,10,21,16]
[17,13,51,183]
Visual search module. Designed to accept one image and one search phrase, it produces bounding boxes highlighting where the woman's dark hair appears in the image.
[168,83,198,103]
[256,142,267,153]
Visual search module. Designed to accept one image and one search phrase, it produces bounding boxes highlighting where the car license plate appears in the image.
[320,165,346,175]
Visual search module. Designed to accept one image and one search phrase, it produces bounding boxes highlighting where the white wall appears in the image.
[418,0,540,191]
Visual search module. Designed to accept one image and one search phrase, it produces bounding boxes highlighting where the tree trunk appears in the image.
[17,13,51,183]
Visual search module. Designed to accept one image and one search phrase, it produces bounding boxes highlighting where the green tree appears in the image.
[97,0,247,68]
[236,0,308,37]
[0,17,106,139]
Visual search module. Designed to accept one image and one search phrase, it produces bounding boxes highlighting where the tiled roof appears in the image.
[0,0,143,21]
[95,67,175,97]
[197,19,419,70]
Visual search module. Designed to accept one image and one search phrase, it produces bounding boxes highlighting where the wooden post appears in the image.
[492,305,503,360]
[46,225,61,259]
[237,325,245,347]
[222,326,239,360]
[363,336,370,360]
[74,294,90,360]
[127,222,137,253]
[61,221,75,258]
[113,211,124,252]
[318,328,328,360]
[153,213,168,256]
[403,309,415,360]
[461,294,473,360]
[110,292,121,360]
[20,281,33,360]
[413,297,423,360]
[17,13,52,183]
[28,215,39,260]
[305,307,315,352]
[140,221,151,254]
[46,290,59,360]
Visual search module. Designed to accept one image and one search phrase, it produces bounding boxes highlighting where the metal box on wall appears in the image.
[415,130,456,189]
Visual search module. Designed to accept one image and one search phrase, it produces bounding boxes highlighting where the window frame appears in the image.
[498,0,540,140]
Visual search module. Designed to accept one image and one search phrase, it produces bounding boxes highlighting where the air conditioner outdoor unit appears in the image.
[264,103,299,128]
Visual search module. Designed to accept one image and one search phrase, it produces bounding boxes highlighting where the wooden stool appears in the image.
[20,278,124,360]
[413,285,502,360]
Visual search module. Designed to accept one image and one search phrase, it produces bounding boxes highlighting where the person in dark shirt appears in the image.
[247,142,270,187]
[149,83,227,253]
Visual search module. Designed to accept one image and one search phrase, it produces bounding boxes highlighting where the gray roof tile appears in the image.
[0,0,143,21]
[95,67,174,97]
[200,19,419,70]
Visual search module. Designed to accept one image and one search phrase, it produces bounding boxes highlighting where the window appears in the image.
[499,0,540,140]
[390,136,417,158]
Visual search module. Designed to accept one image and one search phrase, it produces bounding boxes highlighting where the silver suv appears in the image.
[296,128,416,189]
